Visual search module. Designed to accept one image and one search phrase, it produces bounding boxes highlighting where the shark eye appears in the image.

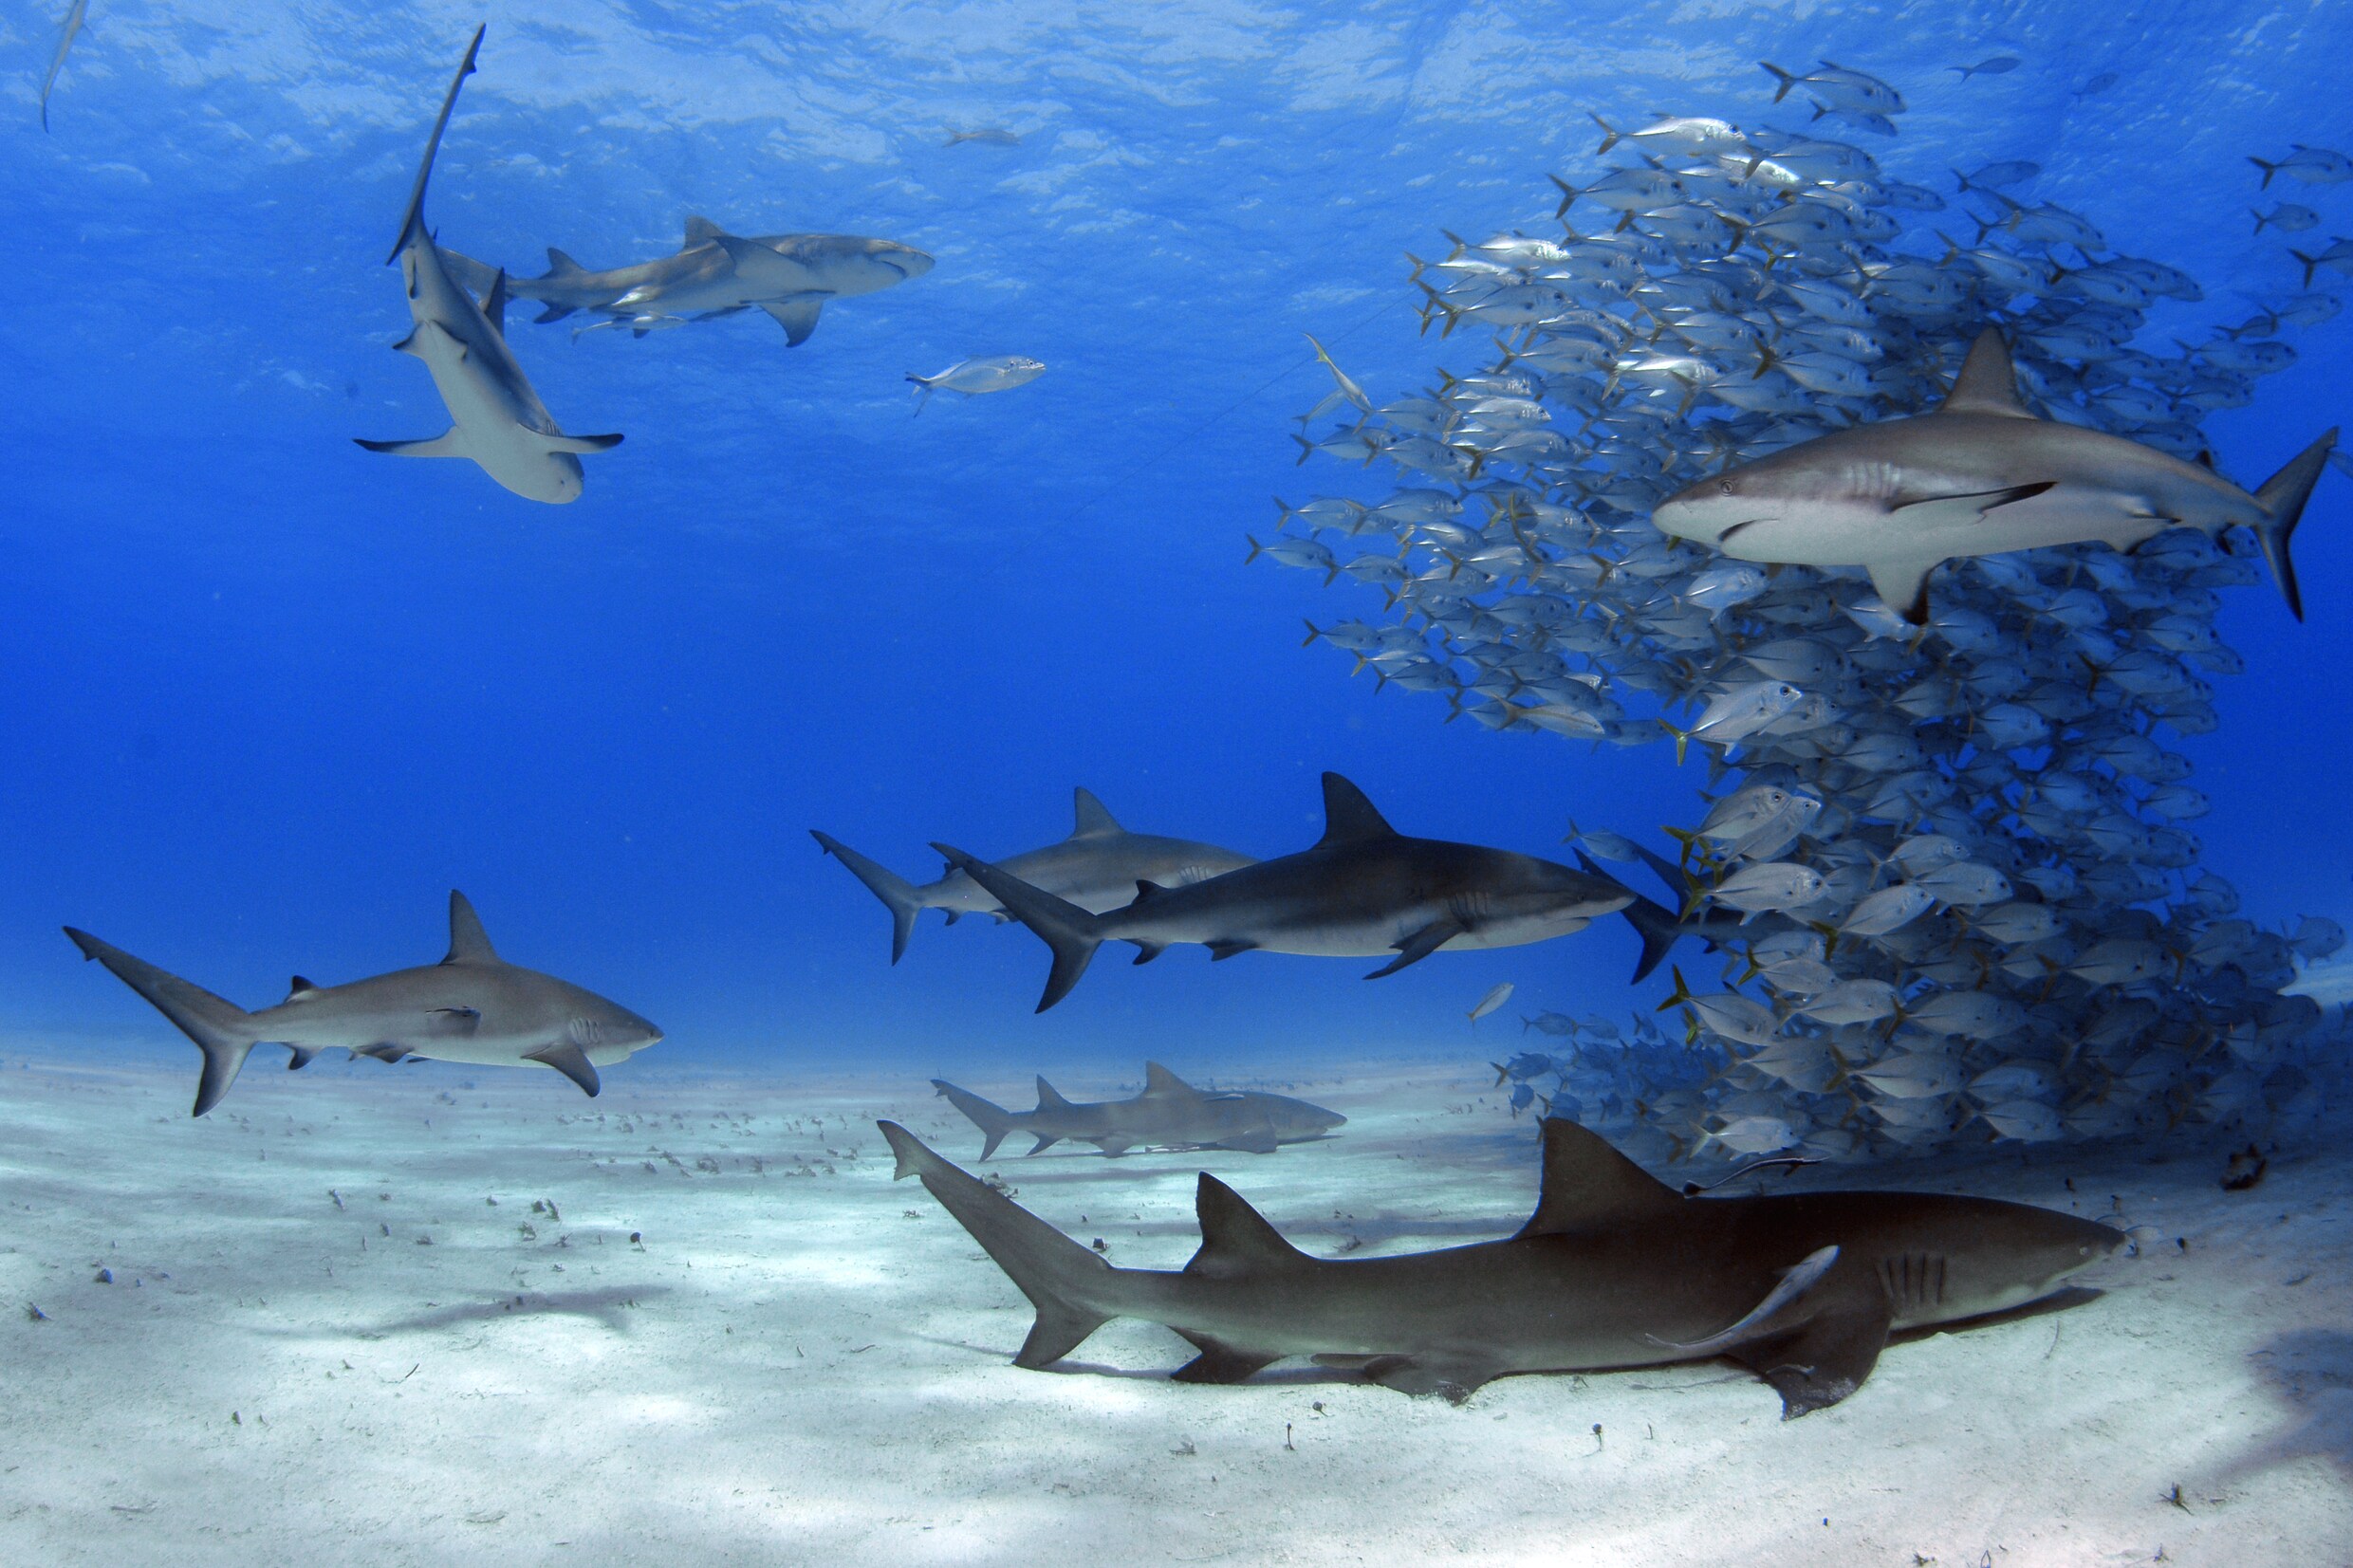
[1718,480,1735,496]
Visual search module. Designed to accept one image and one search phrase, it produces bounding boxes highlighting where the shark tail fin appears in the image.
[931,1079,1020,1160]
[64,929,256,1116]
[388,26,485,265]
[878,1121,1114,1368]
[809,831,925,964]
[2250,429,2338,622]
[931,844,1104,1011]
[1579,850,1681,980]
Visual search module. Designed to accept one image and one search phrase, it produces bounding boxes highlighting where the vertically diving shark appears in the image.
[936,773,1633,1010]
[356,28,622,503]
[881,1115,2122,1417]
[811,787,1256,963]
[65,892,662,1115]
[1649,326,2336,623]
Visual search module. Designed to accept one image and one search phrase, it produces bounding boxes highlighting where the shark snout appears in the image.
[879,243,936,280]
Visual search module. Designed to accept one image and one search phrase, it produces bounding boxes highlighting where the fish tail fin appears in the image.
[64,929,256,1116]
[1549,174,1579,220]
[1758,61,1797,102]
[930,845,1104,1011]
[2250,429,2339,622]
[1657,716,1694,766]
[878,1121,1114,1367]
[1244,533,1266,564]
[2251,208,2270,235]
[388,26,485,265]
[809,831,925,964]
[931,1079,1020,1161]
[2250,156,2279,190]
[1590,112,1621,156]
[2290,249,2322,289]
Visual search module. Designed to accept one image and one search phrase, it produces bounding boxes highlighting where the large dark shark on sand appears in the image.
[65,893,661,1116]
[811,788,1256,963]
[936,773,1632,1010]
[933,1061,1344,1157]
[880,1116,2122,1417]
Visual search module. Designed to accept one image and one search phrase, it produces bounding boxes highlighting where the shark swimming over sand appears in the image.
[932,1062,1344,1158]
[880,1115,2121,1417]
[65,892,662,1116]
[444,216,933,345]
[936,773,1633,1010]
[1649,326,2336,623]
[355,28,622,503]
[811,788,1256,964]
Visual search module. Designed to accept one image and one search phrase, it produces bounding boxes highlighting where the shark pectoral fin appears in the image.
[1130,942,1168,965]
[481,268,510,336]
[354,429,467,459]
[534,304,576,324]
[1863,559,1939,625]
[1357,1353,1506,1403]
[1170,1333,1281,1384]
[425,1005,481,1038]
[287,1046,321,1071]
[1365,916,1469,979]
[356,1044,411,1064]
[760,298,827,345]
[1645,1245,1842,1355]
[1732,1290,1893,1420]
[1093,1138,1132,1157]
[1206,940,1258,962]
[545,432,624,453]
[523,1040,601,1098]
[1026,1134,1061,1155]
[1216,1125,1281,1154]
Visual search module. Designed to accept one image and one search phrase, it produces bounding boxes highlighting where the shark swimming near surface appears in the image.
[443,215,933,345]
[811,787,1256,964]
[40,0,86,131]
[355,27,622,504]
[1648,326,2336,623]
[932,1062,1344,1158]
[880,1115,2122,1417]
[936,772,1633,1010]
[65,892,662,1116]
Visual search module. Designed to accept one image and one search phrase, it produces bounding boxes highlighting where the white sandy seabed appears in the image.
[0,1041,2346,1567]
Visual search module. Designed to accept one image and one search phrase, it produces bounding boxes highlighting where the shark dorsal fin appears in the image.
[545,247,585,277]
[1142,1061,1197,1097]
[444,891,499,965]
[482,268,510,336]
[1035,1076,1073,1110]
[1515,1118,1683,1237]
[1184,1173,1307,1278]
[682,214,724,249]
[1132,879,1172,904]
[287,975,320,1000]
[1070,787,1122,839]
[1317,772,1399,845]
[1937,328,2033,418]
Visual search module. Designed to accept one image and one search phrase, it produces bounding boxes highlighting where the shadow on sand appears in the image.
[282,1286,675,1339]
[2213,1327,2353,1488]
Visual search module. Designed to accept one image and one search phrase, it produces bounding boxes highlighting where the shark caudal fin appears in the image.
[63,929,257,1116]
[2250,429,2338,621]
[879,1121,1115,1367]
[932,1079,1022,1160]
[810,831,926,964]
[1577,850,1678,980]
[388,26,485,265]
[932,844,1104,1011]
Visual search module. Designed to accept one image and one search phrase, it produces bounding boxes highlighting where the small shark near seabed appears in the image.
[811,788,1256,963]
[65,892,662,1116]
[1648,326,2336,623]
[445,215,933,345]
[355,28,621,503]
[880,1116,2122,1417]
[937,772,1633,1010]
[932,1062,1345,1157]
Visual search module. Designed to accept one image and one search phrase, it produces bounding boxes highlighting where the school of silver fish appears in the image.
[1269,65,2348,1162]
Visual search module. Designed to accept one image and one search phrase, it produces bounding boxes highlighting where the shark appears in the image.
[1648,326,2337,623]
[936,772,1634,1011]
[810,787,1257,964]
[880,1114,2123,1417]
[40,0,86,131]
[64,892,662,1116]
[355,28,622,504]
[443,216,933,345]
[932,1061,1345,1158]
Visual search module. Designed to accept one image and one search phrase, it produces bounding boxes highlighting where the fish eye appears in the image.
[1718,480,1735,496]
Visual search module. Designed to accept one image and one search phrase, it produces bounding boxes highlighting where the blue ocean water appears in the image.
[5,0,2350,1087]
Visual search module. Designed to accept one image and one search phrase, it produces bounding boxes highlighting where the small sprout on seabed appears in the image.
[2162,1483,2191,1512]
[330,1190,345,1210]
[630,1231,644,1247]
[94,1267,113,1284]
[1171,1438,1196,1456]
[26,1303,47,1321]
[380,1223,390,1237]
[2222,1144,2269,1191]
[1091,1238,1109,1254]
[517,1223,537,1241]
[415,1235,433,1246]
[1284,1423,1296,1451]
[231,1411,241,1427]
[902,1209,924,1220]
[485,1196,498,1207]
[1310,1401,1326,1416]
[1592,1422,1604,1451]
